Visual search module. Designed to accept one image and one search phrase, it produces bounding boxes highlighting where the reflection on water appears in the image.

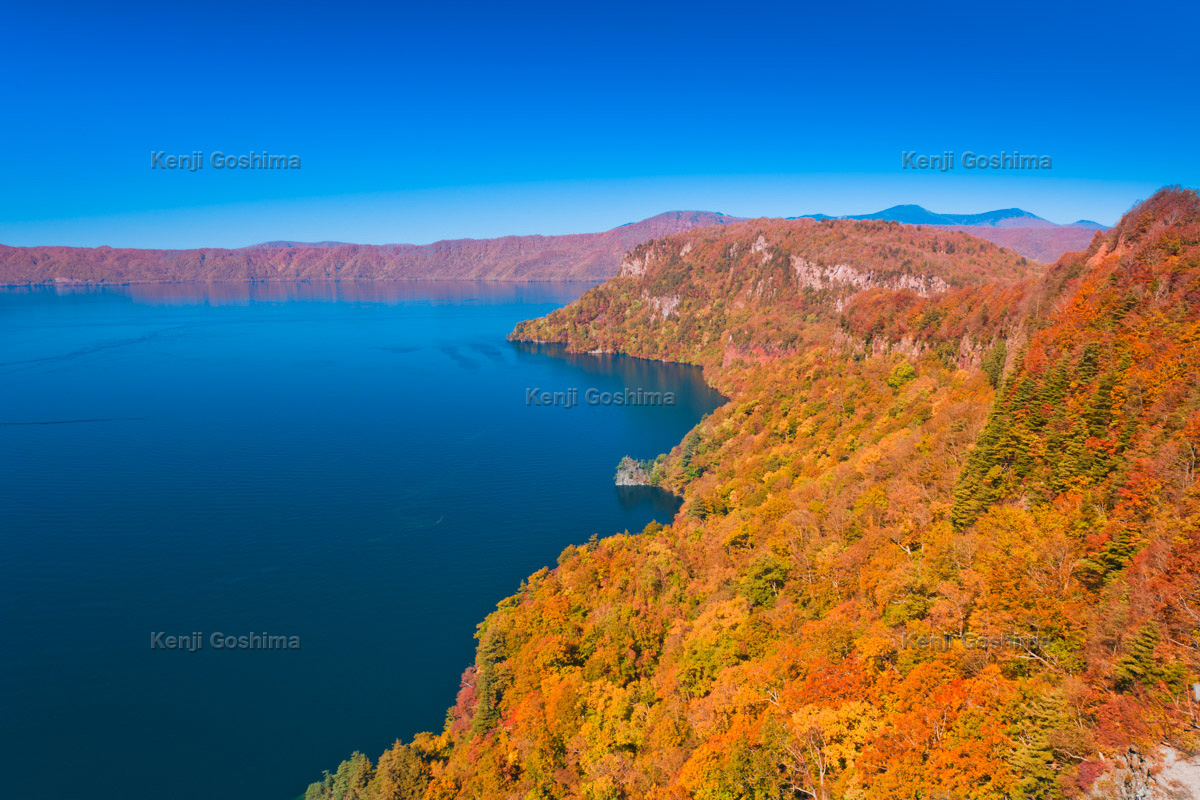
[512,340,722,393]
[615,485,682,516]
[6,279,600,306]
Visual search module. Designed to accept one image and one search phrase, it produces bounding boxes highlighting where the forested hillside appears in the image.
[0,211,741,284]
[306,188,1200,799]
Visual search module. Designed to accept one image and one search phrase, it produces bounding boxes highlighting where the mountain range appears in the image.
[0,211,741,285]
[794,205,1107,263]
[0,206,1108,286]
[795,203,1108,229]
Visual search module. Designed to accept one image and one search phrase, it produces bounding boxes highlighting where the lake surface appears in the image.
[0,281,725,800]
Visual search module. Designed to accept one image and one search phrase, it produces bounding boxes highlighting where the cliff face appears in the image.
[614,456,653,487]
[511,216,1039,373]
[0,211,742,284]
[308,189,1200,800]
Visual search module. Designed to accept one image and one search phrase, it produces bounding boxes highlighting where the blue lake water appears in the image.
[0,281,725,800]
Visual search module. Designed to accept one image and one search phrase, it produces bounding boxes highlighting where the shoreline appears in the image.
[0,276,608,289]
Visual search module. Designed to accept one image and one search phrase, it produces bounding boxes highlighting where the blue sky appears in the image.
[1,0,1196,248]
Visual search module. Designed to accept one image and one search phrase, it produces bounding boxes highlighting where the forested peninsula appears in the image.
[306,188,1200,800]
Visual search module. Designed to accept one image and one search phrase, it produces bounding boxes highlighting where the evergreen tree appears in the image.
[1008,693,1068,800]
[472,626,509,734]
[1113,625,1162,692]
[982,339,1008,388]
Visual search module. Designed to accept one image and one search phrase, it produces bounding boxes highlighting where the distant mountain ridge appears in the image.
[0,205,1106,286]
[794,203,1109,229]
[243,240,352,249]
[0,211,743,285]
[787,204,1108,262]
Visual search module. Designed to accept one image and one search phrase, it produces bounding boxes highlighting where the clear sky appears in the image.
[2,0,1196,248]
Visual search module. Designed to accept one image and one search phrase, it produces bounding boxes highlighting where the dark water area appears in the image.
[0,281,725,800]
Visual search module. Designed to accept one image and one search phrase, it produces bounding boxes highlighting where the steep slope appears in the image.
[0,211,742,284]
[305,189,1199,800]
[511,218,1038,368]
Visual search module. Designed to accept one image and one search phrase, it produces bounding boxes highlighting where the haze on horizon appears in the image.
[1,0,1196,249]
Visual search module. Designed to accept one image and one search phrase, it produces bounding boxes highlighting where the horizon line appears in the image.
[0,203,1116,251]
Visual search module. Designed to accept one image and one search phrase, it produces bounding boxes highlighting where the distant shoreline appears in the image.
[0,276,605,289]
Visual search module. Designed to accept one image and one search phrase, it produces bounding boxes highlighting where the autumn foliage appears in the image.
[308,188,1200,799]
